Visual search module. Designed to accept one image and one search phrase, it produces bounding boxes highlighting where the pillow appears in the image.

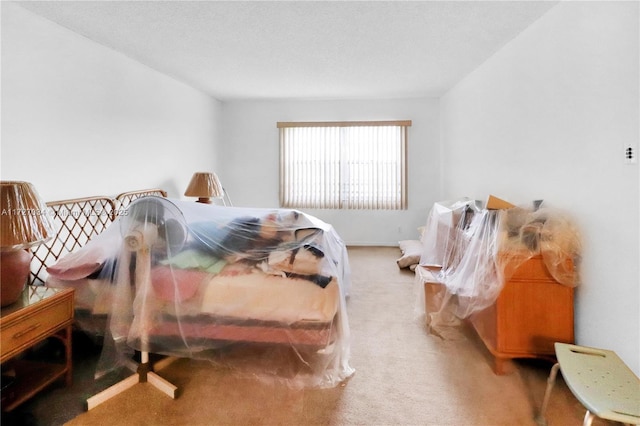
[397,240,423,269]
[47,248,107,280]
[47,229,122,281]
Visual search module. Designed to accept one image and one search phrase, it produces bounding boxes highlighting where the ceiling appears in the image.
[15,1,559,101]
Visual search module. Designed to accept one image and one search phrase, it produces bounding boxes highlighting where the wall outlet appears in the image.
[624,143,637,164]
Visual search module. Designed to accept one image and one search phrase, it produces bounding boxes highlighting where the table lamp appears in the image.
[184,172,224,204]
[0,181,55,306]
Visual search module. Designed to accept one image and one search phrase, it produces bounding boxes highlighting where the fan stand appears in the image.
[86,353,178,410]
[86,226,178,410]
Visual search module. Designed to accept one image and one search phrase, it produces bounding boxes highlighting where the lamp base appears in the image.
[0,250,30,307]
[196,197,212,204]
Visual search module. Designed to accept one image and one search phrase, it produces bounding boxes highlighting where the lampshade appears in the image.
[1,181,55,306]
[184,172,224,204]
[1,181,55,250]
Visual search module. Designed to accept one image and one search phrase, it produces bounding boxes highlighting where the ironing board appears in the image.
[538,342,640,426]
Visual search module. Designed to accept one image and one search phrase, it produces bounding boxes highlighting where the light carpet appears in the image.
[64,246,601,426]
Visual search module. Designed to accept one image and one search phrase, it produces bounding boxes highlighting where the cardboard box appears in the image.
[486,195,515,210]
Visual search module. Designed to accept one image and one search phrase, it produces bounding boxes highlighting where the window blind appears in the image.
[279,121,410,210]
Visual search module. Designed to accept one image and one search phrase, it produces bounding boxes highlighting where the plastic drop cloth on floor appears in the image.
[415,198,581,335]
[47,197,354,389]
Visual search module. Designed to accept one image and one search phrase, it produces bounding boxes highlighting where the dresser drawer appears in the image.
[1,295,73,361]
[495,278,574,354]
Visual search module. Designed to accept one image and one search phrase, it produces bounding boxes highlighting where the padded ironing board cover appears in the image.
[555,343,640,424]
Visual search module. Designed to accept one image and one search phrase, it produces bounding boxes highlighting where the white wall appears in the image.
[441,1,639,373]
[219,98,440,245]
[4,0,637,373]
[0,3,222,201]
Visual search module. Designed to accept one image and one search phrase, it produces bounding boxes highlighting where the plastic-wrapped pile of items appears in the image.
[415,195,581,336]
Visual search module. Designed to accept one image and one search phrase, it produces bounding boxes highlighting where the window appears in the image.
[278,120,410,210]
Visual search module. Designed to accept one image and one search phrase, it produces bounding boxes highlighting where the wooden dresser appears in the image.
[1,286,74,411]
[469,254,575,374]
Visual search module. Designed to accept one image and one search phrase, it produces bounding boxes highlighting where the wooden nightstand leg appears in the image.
[64,324,73,386]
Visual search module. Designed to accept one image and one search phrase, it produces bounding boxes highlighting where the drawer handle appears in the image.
[13,323,41,339]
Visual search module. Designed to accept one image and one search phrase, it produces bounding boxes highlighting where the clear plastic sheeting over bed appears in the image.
[47,197,354,388]
[416,198,581,333]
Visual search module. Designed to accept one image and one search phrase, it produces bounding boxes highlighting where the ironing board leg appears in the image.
[583,411,595,426]
[536,363,560,426]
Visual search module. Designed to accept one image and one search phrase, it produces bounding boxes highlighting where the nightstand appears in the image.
[1,286,74,412]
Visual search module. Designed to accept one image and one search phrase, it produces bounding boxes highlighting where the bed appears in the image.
[40,193,353,391]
